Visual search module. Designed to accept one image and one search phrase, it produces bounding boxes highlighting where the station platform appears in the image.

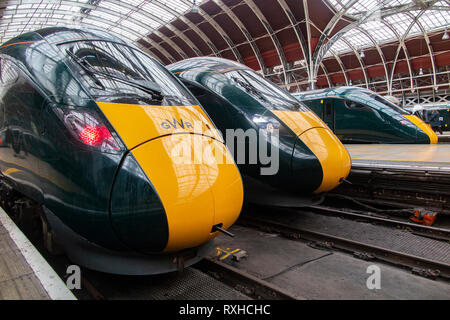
[0,208,75,300]
[345,144,450,173]
[438,132,450,143]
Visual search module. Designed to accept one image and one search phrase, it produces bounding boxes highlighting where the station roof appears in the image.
[0,0,449,95]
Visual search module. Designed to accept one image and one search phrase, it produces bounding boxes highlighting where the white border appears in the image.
[0,207,76,300]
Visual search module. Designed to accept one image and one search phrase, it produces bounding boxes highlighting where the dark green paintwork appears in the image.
[0,27,170,253]
[438,109,450,131]
[294,87,430,144]
[110,153,168,252]
[168,57,323,194]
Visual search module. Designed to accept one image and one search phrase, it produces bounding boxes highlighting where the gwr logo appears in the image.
[161,118,194,130]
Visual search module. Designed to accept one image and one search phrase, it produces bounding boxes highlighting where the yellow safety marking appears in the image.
[96,102,223,149]
[345,144,450,164]
[271,110,351,193]
[216,247,241,261]
[351,157,450,164]
[404,115,438,144]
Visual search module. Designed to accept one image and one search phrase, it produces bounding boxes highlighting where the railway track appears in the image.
[332,167,450,215]
[238,211,450,280]
[307,205,450,242]
[3,196,449,299]
[51,253,296,300]
[1,203,297,300]
[75,258,297,300]
[195,258,297,300]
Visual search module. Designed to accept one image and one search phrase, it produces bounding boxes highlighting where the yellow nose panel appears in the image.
[96,102,222,149]
[132,134,243,252]
[271,110,327,135]
[299,128,351,193]
[202,142,244,230]
[270,110,350,193]
[404,115,438,144]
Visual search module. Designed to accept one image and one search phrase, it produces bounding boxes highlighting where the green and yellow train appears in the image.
[405,103,450,132]
[0,27,244,275]
[293,87,437,144]
[168,57,351,206]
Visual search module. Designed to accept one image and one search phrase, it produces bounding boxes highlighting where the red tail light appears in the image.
[54,108,122,152]
[80,126,103,145]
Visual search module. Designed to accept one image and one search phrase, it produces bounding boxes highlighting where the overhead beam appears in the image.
[244,0,288,81]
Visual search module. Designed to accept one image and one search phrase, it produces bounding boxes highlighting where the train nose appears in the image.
[404,115,438,144]
[295,128,351,193]
[271,110,351,193]
[110,134,243,253]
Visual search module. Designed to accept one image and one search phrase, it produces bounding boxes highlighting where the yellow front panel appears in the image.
[404,115,438,144]
[202,142,244,230]
[132,135,214,252]
[97,102,222,149]
[271,110,327,135]
[132,134,242,252]
[299,128,351,193]
[270,110,350,193]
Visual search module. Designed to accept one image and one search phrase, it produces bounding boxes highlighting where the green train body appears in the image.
[293,87,437,144]
[0,28,243,274]
[439,108,450,131]
[168,57,351,206]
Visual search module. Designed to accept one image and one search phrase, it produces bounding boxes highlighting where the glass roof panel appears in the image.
[0,0,203,44]
[327,0,450,56]
[328,0,412,15]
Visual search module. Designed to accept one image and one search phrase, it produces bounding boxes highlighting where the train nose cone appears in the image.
[99,101,242,253]
[297,128,351,193]
[130,134,243,252]
[404,115,438,144]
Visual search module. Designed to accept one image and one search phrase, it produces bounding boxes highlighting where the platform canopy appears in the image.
[0,0,449,97]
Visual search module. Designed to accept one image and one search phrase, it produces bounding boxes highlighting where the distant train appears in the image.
[405,103,450,132]
[0,28,243,275]
[293,87,438,144]
[168,57,351,206]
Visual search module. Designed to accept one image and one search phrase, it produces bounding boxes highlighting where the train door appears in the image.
[323,100,335,131]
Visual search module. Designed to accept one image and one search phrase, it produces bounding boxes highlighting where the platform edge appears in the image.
[0,208,76,300]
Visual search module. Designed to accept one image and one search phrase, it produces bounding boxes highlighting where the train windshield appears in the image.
[371,93,409,115]
[58,40,196,106]
[224,69,309,112]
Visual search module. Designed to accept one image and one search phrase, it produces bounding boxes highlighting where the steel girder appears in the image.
[243,0,289,77]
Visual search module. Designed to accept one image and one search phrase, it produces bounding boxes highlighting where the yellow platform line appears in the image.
[352,158,450,164]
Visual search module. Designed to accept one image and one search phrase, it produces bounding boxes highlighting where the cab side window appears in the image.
[0,58,19,85]
[344,100,365,110]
